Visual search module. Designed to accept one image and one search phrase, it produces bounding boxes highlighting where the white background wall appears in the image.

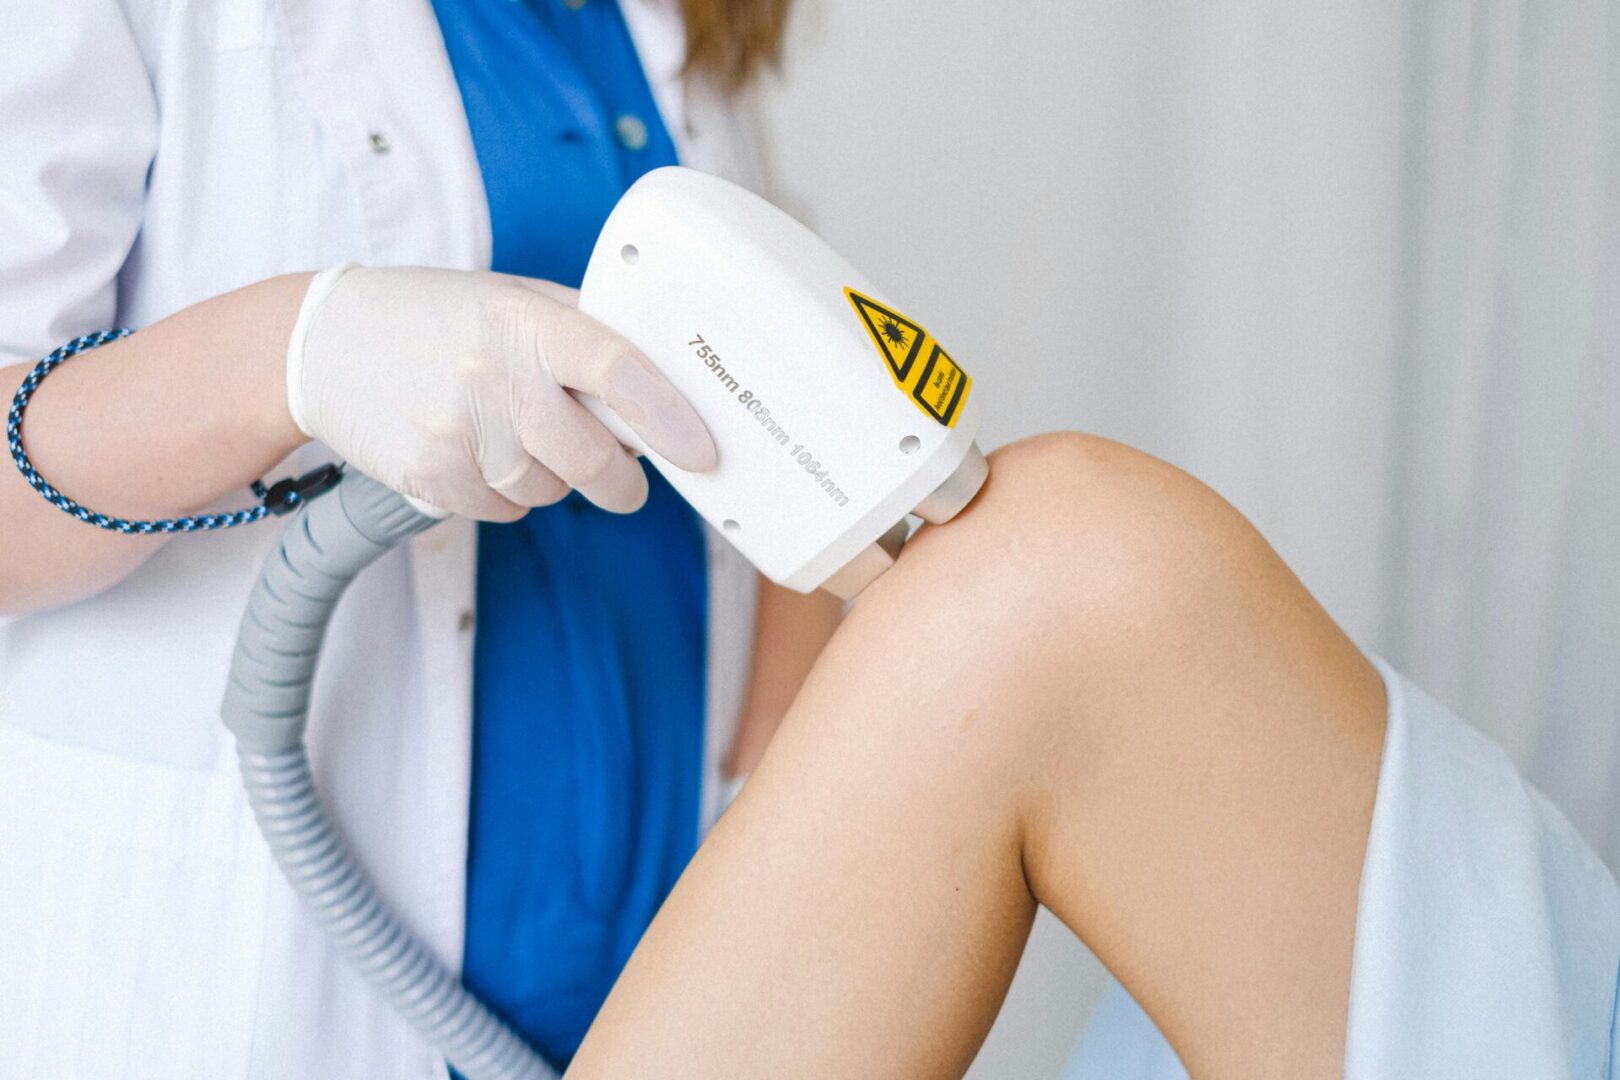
[753,2,1620,1075]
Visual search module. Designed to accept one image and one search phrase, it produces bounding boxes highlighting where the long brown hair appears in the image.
[681,0,793,89]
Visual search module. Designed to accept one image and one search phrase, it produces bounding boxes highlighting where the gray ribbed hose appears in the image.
[221,471,556,1080]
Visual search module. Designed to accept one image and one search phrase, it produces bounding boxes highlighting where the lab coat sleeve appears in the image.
[0,1,158,364]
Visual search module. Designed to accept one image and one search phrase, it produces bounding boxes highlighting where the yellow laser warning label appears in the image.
[844,288,972,428]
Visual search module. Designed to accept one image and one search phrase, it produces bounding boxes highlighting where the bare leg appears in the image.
[568,434,1386,1080]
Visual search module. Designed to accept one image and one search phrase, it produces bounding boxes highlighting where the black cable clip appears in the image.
[262,463,345,516]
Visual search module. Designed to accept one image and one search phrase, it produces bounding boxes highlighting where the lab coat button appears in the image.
[615,114,649,152]
[458,610,474,633]
[368,132,391,154]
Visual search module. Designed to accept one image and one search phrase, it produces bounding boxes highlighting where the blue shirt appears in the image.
[429,0,707,1069]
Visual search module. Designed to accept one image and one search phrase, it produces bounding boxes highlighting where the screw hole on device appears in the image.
[899,435,922,455]
[722,519,741,533]
[621,244,640,264]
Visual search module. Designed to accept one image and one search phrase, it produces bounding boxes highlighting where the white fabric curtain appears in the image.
[762,0,1619,871]
[1375,3,1619,868]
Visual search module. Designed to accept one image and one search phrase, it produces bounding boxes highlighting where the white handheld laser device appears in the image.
[579,167,988,598]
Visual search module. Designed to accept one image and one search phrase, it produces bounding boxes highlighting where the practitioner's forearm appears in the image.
[1,274,311,613]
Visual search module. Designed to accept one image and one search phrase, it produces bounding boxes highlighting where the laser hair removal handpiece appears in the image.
[578,166,987,597]
[221,168,988,1080]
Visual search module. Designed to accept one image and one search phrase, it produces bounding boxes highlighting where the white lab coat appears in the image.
[0,1,761,1075]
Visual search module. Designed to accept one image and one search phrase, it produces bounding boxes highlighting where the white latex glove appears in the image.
[286,264,715,520]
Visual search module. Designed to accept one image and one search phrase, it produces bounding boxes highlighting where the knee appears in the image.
[883,432,1281,655]
[855,432,1379,766]
[795,431,1381,872]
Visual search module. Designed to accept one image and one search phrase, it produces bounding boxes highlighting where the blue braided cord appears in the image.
[7,329,276,534]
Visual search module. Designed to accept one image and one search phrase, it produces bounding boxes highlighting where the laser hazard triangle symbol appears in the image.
[844,288,972,428]
[847,290,927,384]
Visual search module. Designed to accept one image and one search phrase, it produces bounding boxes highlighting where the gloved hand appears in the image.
[285,264,716,520]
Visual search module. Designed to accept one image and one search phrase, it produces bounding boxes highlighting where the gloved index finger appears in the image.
[541,303,718,473]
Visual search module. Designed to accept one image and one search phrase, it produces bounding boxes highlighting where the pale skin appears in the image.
[569,433,1388,1080]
